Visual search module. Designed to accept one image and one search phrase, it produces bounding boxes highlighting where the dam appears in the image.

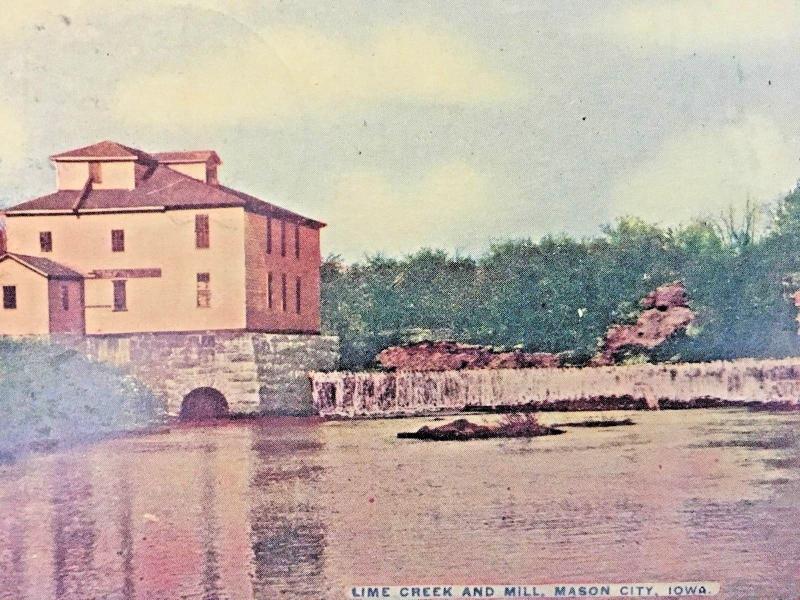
[310,358,800,417]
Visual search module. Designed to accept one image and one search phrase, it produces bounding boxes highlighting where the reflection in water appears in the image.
[0,475,26,600]
[115,465,135,600]
[51,456,98,599]
[0,411,798,598]
[249,424,327,598]
[199,447,224,600]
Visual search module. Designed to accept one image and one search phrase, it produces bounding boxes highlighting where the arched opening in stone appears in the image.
[180,387,229,421]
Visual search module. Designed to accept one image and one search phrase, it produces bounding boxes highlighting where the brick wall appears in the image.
[244,212,322,333]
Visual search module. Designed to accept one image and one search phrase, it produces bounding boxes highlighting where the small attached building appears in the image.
[0,253,85,336]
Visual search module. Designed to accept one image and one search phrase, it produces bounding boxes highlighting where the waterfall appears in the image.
[309,358,800,417]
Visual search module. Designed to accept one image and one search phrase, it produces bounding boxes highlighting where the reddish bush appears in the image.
[377,340,561,372]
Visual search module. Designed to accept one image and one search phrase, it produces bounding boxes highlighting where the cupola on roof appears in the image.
[50,141,151,162]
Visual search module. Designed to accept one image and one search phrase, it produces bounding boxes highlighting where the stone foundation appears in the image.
[70,331,338,415]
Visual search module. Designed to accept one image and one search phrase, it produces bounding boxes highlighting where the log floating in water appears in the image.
[552,418,635,428]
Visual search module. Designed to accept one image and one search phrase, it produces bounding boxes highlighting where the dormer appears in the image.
[51,141,140,191]
[153,150,222,185]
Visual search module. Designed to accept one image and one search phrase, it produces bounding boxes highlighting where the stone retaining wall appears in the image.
[72,331,339,415]
[310,358,800,417]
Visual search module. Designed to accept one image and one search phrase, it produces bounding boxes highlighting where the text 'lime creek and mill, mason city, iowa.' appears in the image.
[349,582,721,598]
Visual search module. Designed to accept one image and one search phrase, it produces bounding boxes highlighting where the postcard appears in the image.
[0,2,798,599]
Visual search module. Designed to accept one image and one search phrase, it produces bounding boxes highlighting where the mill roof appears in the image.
[151,150,221,164]
[6,142,324,228]
[50,141,151,161]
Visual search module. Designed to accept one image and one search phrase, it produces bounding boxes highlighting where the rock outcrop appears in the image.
[592,281,694,366]
[377,282,693,372]
[641,281,689,311]
[377,340,560,372]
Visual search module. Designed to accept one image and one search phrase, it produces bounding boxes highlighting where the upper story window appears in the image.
[112,280,127,312]
[266,216,273,254]
[295,224,301,259]
[267,272,274,310]
[195,214,210,249]
[111,229,125,252]
[39,231,52,253]
[206,165,218,186]
[197,272,211,308]
[280,220,287,257]
[61,285,69,310]
[89,161,103,184]
[3,286,16,309]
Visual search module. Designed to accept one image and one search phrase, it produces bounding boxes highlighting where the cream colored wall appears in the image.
[55,162,89,190]
[0,260,49,335]
[165,162,207,181]
[55,161,135,190]
[5,207,247,334]
[93,161,135,190]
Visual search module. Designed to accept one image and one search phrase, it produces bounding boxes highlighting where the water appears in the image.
[0,409,798,599]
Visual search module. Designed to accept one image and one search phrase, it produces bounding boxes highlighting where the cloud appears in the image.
[0,0,83,39]
[0,105,27,170]
[0,0,256,43]
[321,162,491,258]
[608,115,799,226]
[598,0,800,52]
[113,25,519,126]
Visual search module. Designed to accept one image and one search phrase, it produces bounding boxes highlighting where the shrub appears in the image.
[0,338,162,456]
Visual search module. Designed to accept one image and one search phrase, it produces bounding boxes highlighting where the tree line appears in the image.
[322,186,800,370]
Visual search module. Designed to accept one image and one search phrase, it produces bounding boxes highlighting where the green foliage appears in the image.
[321,250,479,367]
[0,339,161,455]
[322,200,800,370]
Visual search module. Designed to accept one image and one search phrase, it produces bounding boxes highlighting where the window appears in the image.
[111,229,125,252]
[295,276,302,314]
[206,165,218,186]
[195,214,210,249]
[294,224,301,259]
[280,220,286,257]
[89,161,103,184]
[39,231,52,253]
[281,273,287,311]
[266,217,272,254]
[267,272,274,310]
[197,272,211,308]
[113,280,127,312]
[61,285,69,311]
[3,286,16,309]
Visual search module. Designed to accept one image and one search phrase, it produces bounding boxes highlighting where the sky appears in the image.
[1,1,800,260]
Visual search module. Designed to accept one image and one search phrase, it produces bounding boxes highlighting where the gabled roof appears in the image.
[0,253,83,279]
[50,141,153,162]
[7,141,325,228]
[152,150,221,165]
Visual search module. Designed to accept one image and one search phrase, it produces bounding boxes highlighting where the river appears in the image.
[0,409,798,599]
